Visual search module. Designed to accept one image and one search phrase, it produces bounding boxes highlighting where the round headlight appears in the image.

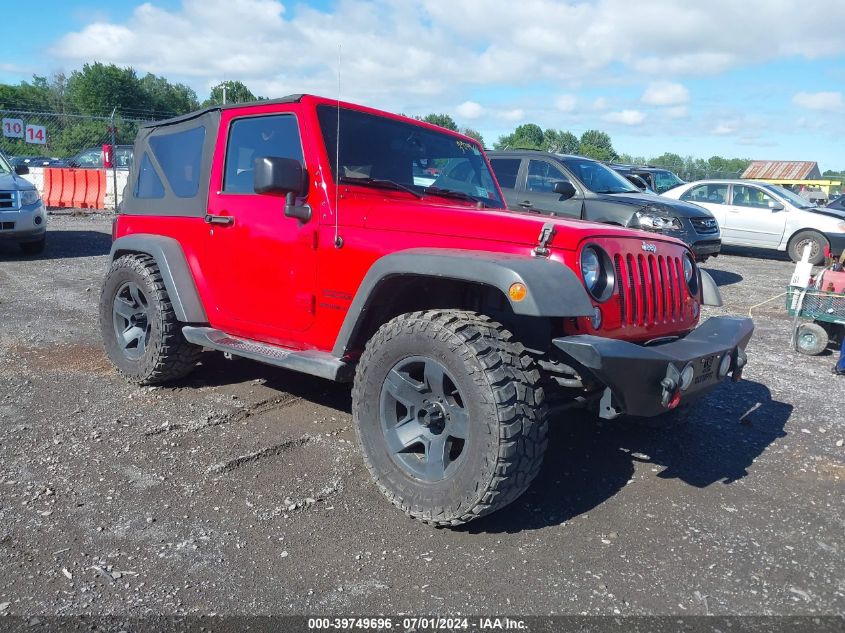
[683,253,699,294]
[581,247,601,291]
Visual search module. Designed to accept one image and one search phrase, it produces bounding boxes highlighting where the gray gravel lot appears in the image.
[0,214,842,616]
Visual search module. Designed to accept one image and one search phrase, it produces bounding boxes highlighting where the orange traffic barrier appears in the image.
[43,168,106,209]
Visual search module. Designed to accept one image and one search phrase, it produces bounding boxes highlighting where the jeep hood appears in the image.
[590,192,714,219]
[353,192,689,253]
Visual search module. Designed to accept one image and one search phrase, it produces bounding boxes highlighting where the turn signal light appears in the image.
[509,282,528,302]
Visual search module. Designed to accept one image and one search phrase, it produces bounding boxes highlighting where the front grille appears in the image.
[0,222,15,230]
[615,253,686,326]
[0,191,18,210]
[690,217,718,234]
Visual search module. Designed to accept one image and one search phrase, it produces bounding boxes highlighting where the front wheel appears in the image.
[352,310,548,527]
[99,254,202,384]
[788,230,828,265]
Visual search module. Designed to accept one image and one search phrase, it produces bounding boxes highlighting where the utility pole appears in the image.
[222,84,227,105]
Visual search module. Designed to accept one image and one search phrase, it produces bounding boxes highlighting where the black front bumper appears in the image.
[690,238,722,259]
[553,316,754,418]
[826,231,845,257]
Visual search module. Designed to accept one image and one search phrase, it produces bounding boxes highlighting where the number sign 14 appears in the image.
[25,124,47,145]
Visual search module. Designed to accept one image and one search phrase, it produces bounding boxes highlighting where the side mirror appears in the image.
[253,156,311,222]
[14,164,29,176]
[553,180,576,200]
[768,200,785,211]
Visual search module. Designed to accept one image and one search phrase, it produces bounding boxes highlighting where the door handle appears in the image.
[518,201,533,208]
[205,214,234,226]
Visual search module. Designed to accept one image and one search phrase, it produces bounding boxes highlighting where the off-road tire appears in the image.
[19,236,46,255]
[787,230,829,265]
[352,310,548,527]
[795,322,828,356]
[100,254,201,384]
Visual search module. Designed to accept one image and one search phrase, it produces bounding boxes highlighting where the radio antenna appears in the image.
[333,43,343,249]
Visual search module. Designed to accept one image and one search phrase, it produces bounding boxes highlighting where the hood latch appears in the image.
[533,222,556,257]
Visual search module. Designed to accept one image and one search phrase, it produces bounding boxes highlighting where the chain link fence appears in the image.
[0,108,152,170]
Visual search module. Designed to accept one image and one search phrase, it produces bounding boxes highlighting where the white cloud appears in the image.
[48,0,845,111]
[592,97,609,111]
[555,94,577,112]
[499,108,525,122]
[455,100,484,119]
[712,121,737,135]
[603,110,647,125]
[792,91,843,111]
[641,81,689,106]
[665,106,689,118]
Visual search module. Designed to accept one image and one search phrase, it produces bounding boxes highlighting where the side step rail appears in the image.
[182,326,354,382]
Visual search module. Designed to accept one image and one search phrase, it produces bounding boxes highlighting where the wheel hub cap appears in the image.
[112,281,152,361]
[379,356,470,483]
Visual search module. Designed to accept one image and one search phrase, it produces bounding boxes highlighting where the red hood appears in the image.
[346,188,690,253]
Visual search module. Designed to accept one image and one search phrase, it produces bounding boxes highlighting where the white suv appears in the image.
[0,152,47,255]
[663,179,845,264]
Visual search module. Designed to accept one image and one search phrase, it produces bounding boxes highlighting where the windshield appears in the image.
[653,170,684,193]
[560,157,639,194]
[317,105,503,208]
[761,184,816,209]
[0,153,11,175]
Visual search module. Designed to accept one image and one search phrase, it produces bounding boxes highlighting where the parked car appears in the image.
[623,173,657,194]
[98,95,752,526]
[663,179,845,264]
[0,152,48,254]
[486,150,720,261]
[8,155,61,169]
[608,164,685,194]
[61,145,134,169]
[827,194,845,213]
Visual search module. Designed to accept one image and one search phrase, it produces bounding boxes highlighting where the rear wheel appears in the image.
[100,254,202,384]
[788,230,828,265]
[795,322,828,356]
[352,310,548,526]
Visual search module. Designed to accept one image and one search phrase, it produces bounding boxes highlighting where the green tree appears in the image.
[461,127,485,146]
[422,113,458,131]
[494,123,544,150]
[140,74,198,115]
[66,63,149,115]
[579,130,616,161]
[541,129,579,154]
[203,81,259,106]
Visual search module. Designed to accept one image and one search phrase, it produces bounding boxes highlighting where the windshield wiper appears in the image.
[424,186,484,206]
[338,176,422,198]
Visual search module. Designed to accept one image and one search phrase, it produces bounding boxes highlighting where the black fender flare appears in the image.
[109,234,208,323]
[332,248,595,357]
[699,270,723,307]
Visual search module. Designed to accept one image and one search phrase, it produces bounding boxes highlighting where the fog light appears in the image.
[680,363,695,391]
[34,215,43,225]
[508,282,527,302]
[590,306,602,329]
[736,347,747,369]
[718,353,732,378]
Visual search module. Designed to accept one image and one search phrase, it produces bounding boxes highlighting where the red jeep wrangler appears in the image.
[100,94,753,526]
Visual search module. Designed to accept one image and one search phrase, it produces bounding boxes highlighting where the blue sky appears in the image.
[3,0,845,170]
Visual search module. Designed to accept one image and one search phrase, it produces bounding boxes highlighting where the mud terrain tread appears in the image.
[101,254,201,385]
[352,309,548,527]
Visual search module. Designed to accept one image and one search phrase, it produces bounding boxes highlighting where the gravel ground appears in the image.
[0,214,842,617]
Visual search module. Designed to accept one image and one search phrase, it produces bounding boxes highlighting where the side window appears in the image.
[489,158,521,189]
[681,183,728,204]
[224,114,303,194]
[527,160,568,193]
[732,185,775,208]
[148,126,206,197]
[135,152,165,199]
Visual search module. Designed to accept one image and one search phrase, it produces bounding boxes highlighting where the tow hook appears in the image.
[660,364,682,409]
